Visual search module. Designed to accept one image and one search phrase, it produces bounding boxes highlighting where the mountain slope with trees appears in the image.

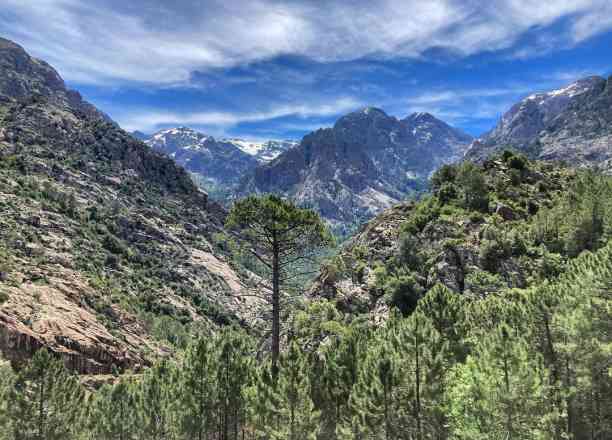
[1,210,609,439]
[310,152,611,319]
[0,37,264,374]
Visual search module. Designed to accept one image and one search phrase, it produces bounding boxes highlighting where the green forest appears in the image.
[1,154,611,440]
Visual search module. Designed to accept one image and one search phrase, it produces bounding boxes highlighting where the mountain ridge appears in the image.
[466,75,612,166]
[142,127,297,199]
[239,107,473,233]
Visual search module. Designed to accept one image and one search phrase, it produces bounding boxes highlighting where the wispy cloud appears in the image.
[1,0,611,85]
[115,97,363,132]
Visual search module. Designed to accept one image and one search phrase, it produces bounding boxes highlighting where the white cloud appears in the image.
[1,0,611,85]
[115,97,363,132]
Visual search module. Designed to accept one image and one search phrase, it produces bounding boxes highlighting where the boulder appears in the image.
[495,203,516,221]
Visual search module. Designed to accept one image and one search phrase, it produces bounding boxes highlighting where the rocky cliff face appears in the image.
[241,108,472,233]
[0,39,263,374]
[466,76,612,167]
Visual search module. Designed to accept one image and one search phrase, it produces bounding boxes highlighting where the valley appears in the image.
[0,10,611,438]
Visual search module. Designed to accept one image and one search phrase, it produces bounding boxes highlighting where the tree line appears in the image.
[1,239,610,439]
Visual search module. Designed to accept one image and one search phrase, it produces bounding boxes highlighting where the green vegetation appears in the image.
[1,153,611,440]
[1,239,610,439]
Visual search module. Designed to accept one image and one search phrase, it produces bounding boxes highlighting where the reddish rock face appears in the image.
[0,279,152,374]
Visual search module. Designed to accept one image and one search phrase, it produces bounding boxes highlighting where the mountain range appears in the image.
[140,127,296,198]
[147,72,612,234]
[2,34,612,374]
[239,108,473,233]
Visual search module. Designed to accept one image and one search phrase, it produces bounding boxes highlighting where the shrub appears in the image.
[539,250,564,279]
[479,239,507,272]
[507,154,528,171]
[102,234,127,255]
[501,150,515,162]
[401,197,440,235]
[354,261,367,284]
[508,168,522,186]
[383,271,423,315]
[431,164,457,189]
[437,182,458,204]
[456,162,489,212]
[509,230,528,256]
[398,234,424,271]
[465,269,506,296]
[469,211,485,223]
[0,289,8,305]
[322,255,347,283]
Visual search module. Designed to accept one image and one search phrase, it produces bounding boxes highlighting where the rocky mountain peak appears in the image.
[241,108,472,232]
[404,111,437,123]
[465,75,612,166]
[0,37,109,121]
[0,37,65,99]
[334,106,393,128]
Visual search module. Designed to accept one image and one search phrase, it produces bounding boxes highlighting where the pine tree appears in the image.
[174,337,217,440]
[447,324,550,440]
[226,195,332,376]
[267,341,319,440]
[394,310,449,440]
[88,377,139,440]
[544,245,612,439]
[136,359,175,440]
[311,320,366,439]
[247,362,279,440]
[416,283,466,362]
[215,327,254,440]
[8,349,84,440]
[348,327,401,440]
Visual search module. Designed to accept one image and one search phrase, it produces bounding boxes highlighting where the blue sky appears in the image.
[1,0,611,140]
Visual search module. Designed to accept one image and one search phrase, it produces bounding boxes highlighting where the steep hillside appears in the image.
[240,107,472,233]
[311,151,610,318]
[466,76,612,166]
[0,39,262,374]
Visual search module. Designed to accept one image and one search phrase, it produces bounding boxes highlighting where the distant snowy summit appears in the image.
[140,127,296,163]
[221,138,298,162]
[138,127,297,197]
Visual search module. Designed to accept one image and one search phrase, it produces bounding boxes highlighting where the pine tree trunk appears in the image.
[502,352,513,440]
[272,235,280,380]
[38,374,45,440]
[415,322,422,440]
